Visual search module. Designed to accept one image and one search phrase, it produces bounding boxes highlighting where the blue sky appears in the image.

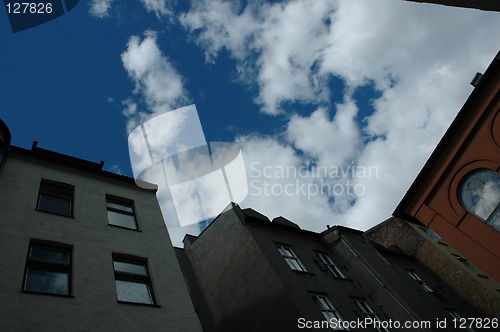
[1,0,499,245]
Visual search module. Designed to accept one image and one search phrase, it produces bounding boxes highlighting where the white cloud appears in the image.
[121,31,189,132]
[89,0,114,18]
[181,0,337,114]
[181,0,498,115]
[89,0,172,19]
[237,134,336,230]
[286,99,360,167]
[181,0,500,233]
[106,164,123,175]
[117,0,499,243]
[139,0,171,18]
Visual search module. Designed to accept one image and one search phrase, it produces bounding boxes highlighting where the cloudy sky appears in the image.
[1,0,499,246]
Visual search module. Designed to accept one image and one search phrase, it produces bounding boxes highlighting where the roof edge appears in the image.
[9,143,157,193]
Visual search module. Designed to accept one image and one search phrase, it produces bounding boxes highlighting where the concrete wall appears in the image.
[184,208,470,331]
[0,150,202,331]
[245,220,373,330]
[183,208,303,332]
[180,205,499,331]
[325,228,498,326]
[321,229,417,324]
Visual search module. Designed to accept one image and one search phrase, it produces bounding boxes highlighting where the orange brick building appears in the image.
[394,51,500,282]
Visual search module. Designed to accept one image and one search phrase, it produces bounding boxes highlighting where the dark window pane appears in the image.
[24,268,68,295]
[284,257,299,270]
[30,246,69,264]
[108,210,137,229]
[488,209,500,231]
[115,280,152,304]
[461,170,500,221]
[39,194,72,216]
[113,261,147,275]
[40,182,73,198]
[107,201,133,213]
[277,245,307,271]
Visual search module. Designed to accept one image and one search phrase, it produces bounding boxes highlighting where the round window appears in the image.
[460,169,500,232]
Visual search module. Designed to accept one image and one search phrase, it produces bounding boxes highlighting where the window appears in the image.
[355,300,388,332]
[277,245,307,272]
[37,180,74,216]
[425,229,441,241]
[451,254,479,274]
[317,253,346,278]
[460,169,500,231]
[107,196,138,230]
[407,270,433,293]
[449,311,475,332]
[113,255,155,305]
[23,242,72,295]
[311,294,345,330]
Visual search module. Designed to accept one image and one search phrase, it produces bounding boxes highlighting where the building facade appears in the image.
[177,204,493,332]
[393,51,500,282]
[365,217,500,318]
[0,121,202,331]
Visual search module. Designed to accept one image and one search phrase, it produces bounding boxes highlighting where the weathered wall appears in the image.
[365,218,500,318]
[183,209,303,332]
[246,221,371,329]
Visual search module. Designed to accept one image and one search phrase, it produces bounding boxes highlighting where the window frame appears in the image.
[37,179,74,217]
[451,254,480,274]
[310,293,346,330]
[355,299,388,332]
[276,244,308,272]
[316,252,346,278]
[22,240,72,296]
[425,229,441,241]
[407,270,434,293]
[106,195,139,230]
[112,254,156,305]
[459,169,500,232]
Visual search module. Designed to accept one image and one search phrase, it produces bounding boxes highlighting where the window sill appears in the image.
[291,269,315,276]
[21,290,74,298]
[333,277,353,282]
[108,224,142,232]
[117,300,160,307]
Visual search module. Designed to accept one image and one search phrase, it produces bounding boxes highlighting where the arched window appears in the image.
[460,169,500,232]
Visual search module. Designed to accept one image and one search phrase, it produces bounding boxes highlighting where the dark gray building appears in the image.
[365,217,500,318]
[0,120,202,331]
[177,204,498,331]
